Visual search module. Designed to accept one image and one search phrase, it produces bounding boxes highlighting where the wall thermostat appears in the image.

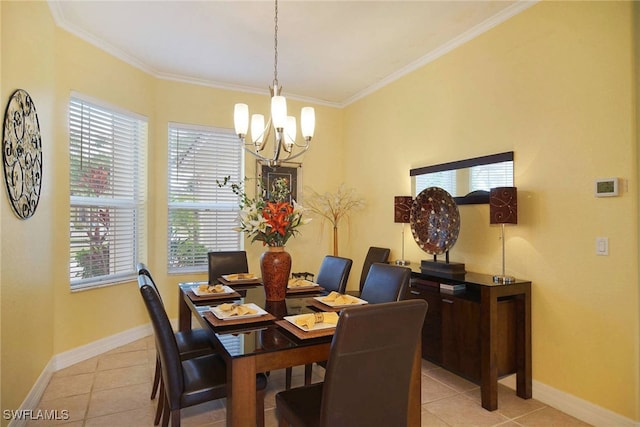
[594,178,619,197]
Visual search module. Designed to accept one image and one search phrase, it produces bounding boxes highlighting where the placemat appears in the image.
[286,285,324,294]
[275,320,336,340]
[203,310,275,328]
[186,289,241,302]
[218,277,263,286]
[308,298,342,312]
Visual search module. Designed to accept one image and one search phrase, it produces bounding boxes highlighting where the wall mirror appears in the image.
[410,152,514,205]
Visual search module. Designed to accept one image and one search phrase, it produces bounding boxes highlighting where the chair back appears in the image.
[138,274,184,406]
[316,256,353,294]
[360,263,410,304]
[359,247,390,291]
[320,299,428,426]
[137,262,163,303]
[207,251,249,284]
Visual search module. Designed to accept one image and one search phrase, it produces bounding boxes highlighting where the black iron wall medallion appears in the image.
[2,89,43,219]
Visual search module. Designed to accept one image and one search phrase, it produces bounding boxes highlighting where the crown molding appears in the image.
[48,0,537,109]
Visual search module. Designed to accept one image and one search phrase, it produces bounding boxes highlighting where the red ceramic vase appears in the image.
[260,246,291,301]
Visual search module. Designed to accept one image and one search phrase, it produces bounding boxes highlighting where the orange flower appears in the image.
[263,202,293,236]
[218,176,309,247]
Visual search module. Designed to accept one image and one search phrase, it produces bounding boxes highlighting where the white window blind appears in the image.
[168,123,243,273]
[415,170,457,196]
[468,161,514,192]
[69,96,147,290]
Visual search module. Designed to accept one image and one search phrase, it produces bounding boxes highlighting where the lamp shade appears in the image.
[490,187,517,225]
[234,103,249,135]
[394,196,413,223]
[284,116,296,148]
[251,114,265,144]
[271,96,287,129]
[300,107,315,139]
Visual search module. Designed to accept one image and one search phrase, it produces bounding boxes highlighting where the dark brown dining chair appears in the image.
[360,262,410,304]
[302,261,409,388]
[137,263,215,424]
[287,255,353,389]
[275,299,428,427]
[358,246,390,292]
[138,274,267,427]
[315,255,353,294]
[207,250,249,284]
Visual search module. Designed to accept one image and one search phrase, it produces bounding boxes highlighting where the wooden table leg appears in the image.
[178,287,191,332]
[480,288,498,411]
[227,356,257,427]
[408,342,422,426]
[516,289,532,399]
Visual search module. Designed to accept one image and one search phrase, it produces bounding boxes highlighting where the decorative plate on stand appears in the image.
[410,187,460,255]
[2,89,42,219]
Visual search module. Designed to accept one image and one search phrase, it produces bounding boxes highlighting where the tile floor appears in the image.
[31,336,592,426]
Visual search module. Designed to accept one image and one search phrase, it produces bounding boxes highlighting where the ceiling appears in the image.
[48,1,534,107]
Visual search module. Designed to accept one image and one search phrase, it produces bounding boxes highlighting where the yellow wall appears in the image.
[1,1,56,416]
[1,0,638,423]
[1,0,4,411]
[150,79,344,316]
[0,0,342,415]
[49,28,156,354]
[344,1,639,420]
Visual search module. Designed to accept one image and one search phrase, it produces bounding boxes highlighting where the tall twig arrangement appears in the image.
[305,184,365,255]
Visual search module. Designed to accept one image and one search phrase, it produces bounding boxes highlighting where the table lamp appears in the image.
[394,196,412,265]
[490,187,517,283]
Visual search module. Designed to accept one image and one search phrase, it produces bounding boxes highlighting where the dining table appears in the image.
[177,278,422,427]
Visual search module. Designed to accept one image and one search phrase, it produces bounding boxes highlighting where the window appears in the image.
[168,123,243,273]
[415,170,456,196]
[468,161,513,192]
[69,95,147,290]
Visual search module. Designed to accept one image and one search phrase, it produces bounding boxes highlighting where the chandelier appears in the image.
[233,0,315,166]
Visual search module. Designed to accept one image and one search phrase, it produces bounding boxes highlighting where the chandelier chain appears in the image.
[273,0,279,88]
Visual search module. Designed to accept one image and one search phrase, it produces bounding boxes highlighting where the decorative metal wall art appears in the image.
[2,89,43,219]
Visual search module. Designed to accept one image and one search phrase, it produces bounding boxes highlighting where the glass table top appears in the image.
[182,283,331,358]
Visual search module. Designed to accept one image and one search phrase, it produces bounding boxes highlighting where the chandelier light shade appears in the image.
[490,187,518,283]
[394,196,413,266]
[233,0,315,166]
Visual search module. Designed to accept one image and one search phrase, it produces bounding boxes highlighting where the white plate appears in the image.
[284,314,337,331]
[287,279,318,289]
[313,295,368,308]
[191,285,235,297]
[210,303,267,320]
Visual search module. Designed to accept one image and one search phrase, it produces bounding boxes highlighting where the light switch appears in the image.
[596,237,608,256]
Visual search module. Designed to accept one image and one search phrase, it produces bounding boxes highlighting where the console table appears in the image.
[405,266,532,411]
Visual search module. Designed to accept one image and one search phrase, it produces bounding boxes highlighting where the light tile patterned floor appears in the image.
[30,336,592,426]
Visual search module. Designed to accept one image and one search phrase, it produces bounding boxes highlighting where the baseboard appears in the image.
[499,375,639,427]
[52,323,153,370]
[8,359,56,427]
[10,323,153,427]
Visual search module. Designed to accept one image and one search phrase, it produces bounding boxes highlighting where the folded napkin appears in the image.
[288,278,314,288]
[322,291,358,305]
[217,303,257,316]
[224,273,255,281]
[295,312,339,329]
[198,284,226,294]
